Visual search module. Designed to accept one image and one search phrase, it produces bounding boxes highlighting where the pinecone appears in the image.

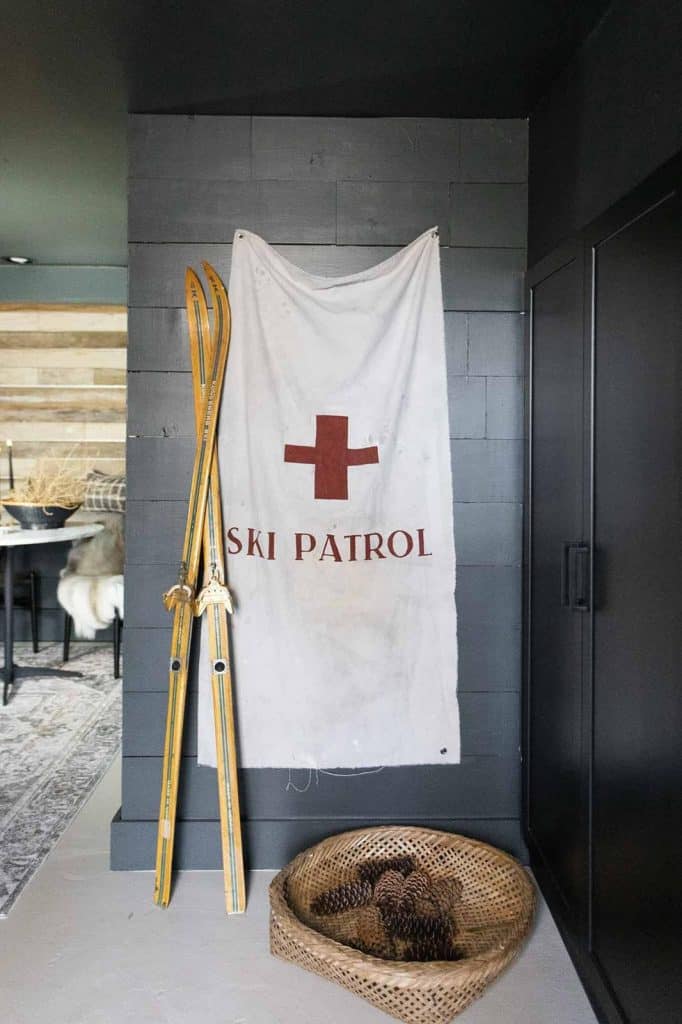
[400,870,433,911]
[307,855,463,966]
[381,907,450,941]
[354,904,396,959]
[310,878,373,916]
[357,855,415,886]
[373,869,408,913]
[429,876,463,915]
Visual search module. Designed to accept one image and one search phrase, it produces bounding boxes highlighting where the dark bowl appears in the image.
[2,502,81,530]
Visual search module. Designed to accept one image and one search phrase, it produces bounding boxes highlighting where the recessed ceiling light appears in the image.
[5,256,33,265]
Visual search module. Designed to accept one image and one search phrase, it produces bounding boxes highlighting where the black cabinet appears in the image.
[527,246,589,936]
[524,157,682,1024]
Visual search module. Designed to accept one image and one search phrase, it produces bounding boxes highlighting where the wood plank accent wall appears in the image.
[0,307,127,639]
[113,115,528,871]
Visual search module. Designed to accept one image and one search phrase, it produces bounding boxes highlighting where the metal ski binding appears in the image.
[194,565,234,617]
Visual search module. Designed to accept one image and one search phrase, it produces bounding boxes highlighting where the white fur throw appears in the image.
[57,515,125,638]
[57,574,124,639]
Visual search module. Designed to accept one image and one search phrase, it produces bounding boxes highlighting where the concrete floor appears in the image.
[0,757,598,1024]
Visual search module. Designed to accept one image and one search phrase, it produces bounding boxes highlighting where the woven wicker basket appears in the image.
[270,826,535,1024]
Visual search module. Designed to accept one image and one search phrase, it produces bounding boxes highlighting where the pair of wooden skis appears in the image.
[153,263,245,913]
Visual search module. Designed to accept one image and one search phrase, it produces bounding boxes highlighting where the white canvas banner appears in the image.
[197,227,459,769]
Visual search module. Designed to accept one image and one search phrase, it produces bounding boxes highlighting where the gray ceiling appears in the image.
[0,1,611,268]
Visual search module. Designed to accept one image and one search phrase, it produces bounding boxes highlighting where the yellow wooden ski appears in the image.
[186,269,245,914]
[153,262,232,908]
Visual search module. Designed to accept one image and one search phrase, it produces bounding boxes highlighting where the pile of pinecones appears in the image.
[309,855,463,962]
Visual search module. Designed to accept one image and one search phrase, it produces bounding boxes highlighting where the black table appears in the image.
[2,523,102,705]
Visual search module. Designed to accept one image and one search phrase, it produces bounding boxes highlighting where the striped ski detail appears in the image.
[153,263,231,909]
[187,270,246,914]
[153,599,192,906]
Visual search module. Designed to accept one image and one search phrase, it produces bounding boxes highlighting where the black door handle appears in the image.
[561,542,590,612]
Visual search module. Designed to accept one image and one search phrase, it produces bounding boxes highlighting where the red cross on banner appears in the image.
[284,414,379,500]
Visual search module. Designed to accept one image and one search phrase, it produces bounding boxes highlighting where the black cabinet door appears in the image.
[591,189,682,1023]
[527,248,589,934]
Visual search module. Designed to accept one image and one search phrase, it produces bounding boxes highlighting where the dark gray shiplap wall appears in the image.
[112,115,528,869]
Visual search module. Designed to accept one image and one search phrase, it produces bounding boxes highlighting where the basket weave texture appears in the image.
[270,826,535,1024]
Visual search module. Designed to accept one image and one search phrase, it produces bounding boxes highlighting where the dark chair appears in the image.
[63,608,123,679]
[0,555,39,653]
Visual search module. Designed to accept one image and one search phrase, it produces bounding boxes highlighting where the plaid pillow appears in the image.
[83,470,126,513]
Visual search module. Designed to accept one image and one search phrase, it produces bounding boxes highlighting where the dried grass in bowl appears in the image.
[5,450,85,508]
[270,825,535,1024]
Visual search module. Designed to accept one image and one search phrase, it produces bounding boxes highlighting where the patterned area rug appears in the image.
[0,644,121,917]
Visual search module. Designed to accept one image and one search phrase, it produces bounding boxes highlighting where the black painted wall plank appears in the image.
[458,564,521,625]
[448,376,486,438]
[450,184,528,248]
[111,816,526,870]
[128,179,337,244]
[486,377,525,438]
[115,113,529,870]
[124,564,175,629]
[251,117,461,182]
[451,439,524,502]
[127,437,194,500]
[459,622,521,692]
[444,313,468,373]
[460,120,528,183]
[468,312,525,374]
[125,501,188,564]
[129,244,233,307]
[127,372,193,437]
[337,182,450,244]
[455,503,523,566]
[128,115,252,181]
[122,627,172,690]
[127,308,189,372]
[440,247,524,311]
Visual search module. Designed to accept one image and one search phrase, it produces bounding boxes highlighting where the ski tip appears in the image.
[201,263,231,319]
[185,266,204,298]
[201,260,224,289]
